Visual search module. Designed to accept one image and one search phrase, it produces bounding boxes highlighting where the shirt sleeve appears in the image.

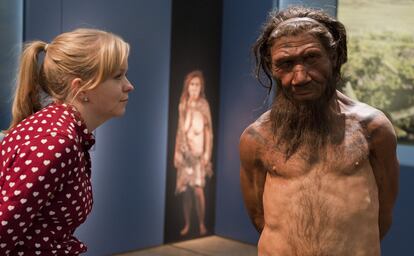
[0,134,79,254]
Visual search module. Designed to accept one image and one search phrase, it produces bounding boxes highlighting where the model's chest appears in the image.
[187,109,204,124]
[261,124,370,178]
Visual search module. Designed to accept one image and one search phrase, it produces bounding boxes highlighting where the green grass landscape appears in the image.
[338,0,414,143]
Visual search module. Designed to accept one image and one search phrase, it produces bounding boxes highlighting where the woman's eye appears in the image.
[115,72,128,80]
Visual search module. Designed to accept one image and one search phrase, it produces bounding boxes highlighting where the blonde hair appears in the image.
[8,28,129,130]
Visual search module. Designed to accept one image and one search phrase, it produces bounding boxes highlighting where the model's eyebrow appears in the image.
[272,48,323,62]
[303,48,323,56]
[272,55,295,64]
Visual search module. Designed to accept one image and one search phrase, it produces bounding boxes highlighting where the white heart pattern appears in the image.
[0,104,94,252]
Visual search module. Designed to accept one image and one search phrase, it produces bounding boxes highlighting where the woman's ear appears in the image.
[70,78,83,91]
[70,78,89,103]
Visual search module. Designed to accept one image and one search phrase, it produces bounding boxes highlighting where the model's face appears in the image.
[188,77,202,100]
[270,33,333,102]
[86,62,134,121]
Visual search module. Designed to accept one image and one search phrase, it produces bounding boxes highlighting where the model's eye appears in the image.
[274,60,293,70]
[304,53,320,63]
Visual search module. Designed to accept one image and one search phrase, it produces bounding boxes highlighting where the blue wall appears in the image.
[24,0,61,41]
[0,0,23,130]
[381,165,414,255]
[214,0,273,244]
[24,0,171,255]
[397,145,414,166]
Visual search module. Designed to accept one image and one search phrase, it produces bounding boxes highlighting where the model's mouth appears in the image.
[120,98,129,102]
[293,90,311,96]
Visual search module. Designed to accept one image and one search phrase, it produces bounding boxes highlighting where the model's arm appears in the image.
[183,103,192,132]
[174,103,185,168]
[203,126,212,162]
[368,111,399,240]
[203,103,213,163]
[240,126,267,233]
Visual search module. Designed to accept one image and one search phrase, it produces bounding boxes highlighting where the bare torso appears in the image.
[242,94,389,256]
[258,116,380,256]
[184,102,205,157]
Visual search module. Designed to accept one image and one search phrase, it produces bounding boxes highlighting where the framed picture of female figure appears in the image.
[164,69,218,243]
[173,71,213,236]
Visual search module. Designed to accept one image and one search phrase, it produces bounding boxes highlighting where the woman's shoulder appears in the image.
[5,103,81,146]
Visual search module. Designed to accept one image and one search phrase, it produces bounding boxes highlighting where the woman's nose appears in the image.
[124,79,134,92]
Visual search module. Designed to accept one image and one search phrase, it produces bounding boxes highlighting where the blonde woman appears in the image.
[0,28,133,255]
[174,70,213,236]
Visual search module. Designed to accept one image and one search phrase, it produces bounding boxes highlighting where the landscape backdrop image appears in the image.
[338,0,414,143]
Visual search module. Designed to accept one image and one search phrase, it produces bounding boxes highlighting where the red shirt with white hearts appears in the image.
[0,103,95,255]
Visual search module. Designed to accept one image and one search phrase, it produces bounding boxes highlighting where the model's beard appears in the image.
[270,81,336,160]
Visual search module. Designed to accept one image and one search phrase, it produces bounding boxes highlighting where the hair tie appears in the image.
[278,17,323,27]
[44,43,49,52]
[270,17,333,41]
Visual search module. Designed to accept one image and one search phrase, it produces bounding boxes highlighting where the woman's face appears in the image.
[188,77,202,100]
[86,61,134,122]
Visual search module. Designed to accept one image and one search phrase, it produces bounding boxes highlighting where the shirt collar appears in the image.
[60,103,96,151]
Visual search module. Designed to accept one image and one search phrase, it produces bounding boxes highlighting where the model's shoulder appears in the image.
[338,91,384,122]
[352,103,391,128]
[349,104,397,153]
[240,111,271,146]
[199,98,210,106]
[339,95,394,138]
[240,112,270,165]
[198,98,211,112]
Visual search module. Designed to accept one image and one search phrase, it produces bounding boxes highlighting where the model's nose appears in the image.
[291,65,311,86]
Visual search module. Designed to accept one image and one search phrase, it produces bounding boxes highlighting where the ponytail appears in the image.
[8,41,47,130]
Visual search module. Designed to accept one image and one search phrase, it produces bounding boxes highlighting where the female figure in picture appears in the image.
[174,70,213,236]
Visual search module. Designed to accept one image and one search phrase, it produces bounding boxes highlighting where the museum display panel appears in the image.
[338,0,414,143]
[164,0,222,243]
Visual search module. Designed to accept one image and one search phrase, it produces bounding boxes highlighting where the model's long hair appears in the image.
[8,28,129,130]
